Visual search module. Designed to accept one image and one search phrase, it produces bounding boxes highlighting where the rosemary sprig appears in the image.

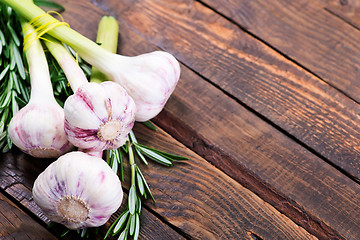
[0,3,28,152]
[0,1,73,152]
[105,130,188,240]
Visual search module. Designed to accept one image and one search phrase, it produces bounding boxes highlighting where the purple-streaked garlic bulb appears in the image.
[32,151,123,230]
[8,20,73,158]
[44,36,136,151]
[64,81,136,151]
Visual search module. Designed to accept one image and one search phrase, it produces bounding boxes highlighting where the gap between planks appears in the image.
[79,1,360,239]
[38,0,360,239]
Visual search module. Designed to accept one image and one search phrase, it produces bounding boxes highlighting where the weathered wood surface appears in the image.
[78,0,360,239]
[0,124,318,239]
[324,0,360,29]
[0,150,186,239]
[0,191,57,240]
[1,0,360,239]
[89,0,360,182]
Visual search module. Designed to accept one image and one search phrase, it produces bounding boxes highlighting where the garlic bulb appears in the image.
[8,19,73,158]
[32,151,123,230]
[0,2,180,122]
[105,51,180,122]
[64,81,136,151]
[44,36,136,151]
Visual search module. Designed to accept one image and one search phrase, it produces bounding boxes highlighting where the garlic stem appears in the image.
[20,18,54,102]
[43,35,88,92]
[1,0,118,70]
[3,0,180,122]
[90,16,119,84]
[127,140,136,185]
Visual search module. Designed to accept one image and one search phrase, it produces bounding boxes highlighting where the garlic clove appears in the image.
[8,100,73,159]
[64,81,136,151]
[32,151,123,230]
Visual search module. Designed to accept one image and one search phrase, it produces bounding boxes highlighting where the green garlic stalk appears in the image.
[2,0,181,122]
[90,16,118,84]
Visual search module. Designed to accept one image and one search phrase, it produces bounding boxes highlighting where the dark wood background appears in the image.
[1,0,360,239]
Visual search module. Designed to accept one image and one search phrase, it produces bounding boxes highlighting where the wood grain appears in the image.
[127,126,318,240]
[324,0,360,29]
[3,1,322,238]
[0,149,183,239]
[0,191,57,240]
[63,0,360,239]
[0,151,185,240]
[201,0,360,100]
[48,0,360,239]
[84,0,360,182]
[0,140,318,239]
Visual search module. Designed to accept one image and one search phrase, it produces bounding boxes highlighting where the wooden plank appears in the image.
[324,0,360,29]
[0,151,185,240]
[69,0,360,238]
[3,1,320,238]
[52,1,359,239]
[201,0,360,101]
[86,0,360,181]
[0,150,317,240]
[130,124,318,240]
[0,134,319,239]
[0,191,57,240]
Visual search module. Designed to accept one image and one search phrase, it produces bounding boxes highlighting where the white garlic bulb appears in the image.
[64,81,136,151]
[8,19,73,158]
[105,51,180,122]
[44,37,136,152]
[32,151,123,230]
[8,102,73,158]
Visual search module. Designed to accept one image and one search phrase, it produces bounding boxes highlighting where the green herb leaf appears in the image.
[134,214,140,240]
[129,131,148,165]
[135,144,173,166]
[60,229,70,238]
[129,214,136,236]
[113,210,129,235]
[111,155,118,174]
[33,0,65,12]
[128,184,137,215]
[7,21,20,46]
[136,166,155,202]
[0,29,5,45]
[0,65,9,81]
[142,120,157,130]
[80,228,87,238]
[136,171,145,196]
[11,43,25,79]
[135,143,189,161]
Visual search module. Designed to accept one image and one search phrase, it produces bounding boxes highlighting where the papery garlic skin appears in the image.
[32,151,123,230]
[106,51,180,122]
[8,19,73,158]
[64,81,136,151]
[8,100,73,158]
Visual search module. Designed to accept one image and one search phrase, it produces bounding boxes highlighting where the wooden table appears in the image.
[1,0,360,239]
